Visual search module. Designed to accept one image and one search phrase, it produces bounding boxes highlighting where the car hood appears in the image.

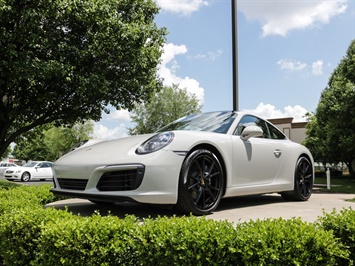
[55,134,155,165]
[5,166,30,172]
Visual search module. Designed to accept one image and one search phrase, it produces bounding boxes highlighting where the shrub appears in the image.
[0,184,57,215]
[232,218,351,265]
[135,216,237,265]
[35,214,140,266]
[0,185,353,265]
[0,180,22,190]
[0,207,73,266]
[317,208,355,262]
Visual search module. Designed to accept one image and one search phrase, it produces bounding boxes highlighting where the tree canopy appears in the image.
[129,84,202,135]
[13,121,93,161]
[304,40,355,177]
[0,0,167,158]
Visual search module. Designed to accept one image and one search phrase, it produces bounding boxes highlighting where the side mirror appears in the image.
[241,126,263,140]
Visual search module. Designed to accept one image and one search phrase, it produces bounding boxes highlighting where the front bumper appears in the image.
[4,173,21,180]
[51,150,185,204]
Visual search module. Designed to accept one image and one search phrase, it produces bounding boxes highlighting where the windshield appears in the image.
[23,162,38,168]
[157,111,237,134]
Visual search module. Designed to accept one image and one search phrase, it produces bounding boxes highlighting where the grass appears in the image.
[0,179,22,189]
[315,175,355,202]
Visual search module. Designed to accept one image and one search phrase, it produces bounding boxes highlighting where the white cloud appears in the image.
[193,49,223,61]
[238,0,347,37]
[93,123,128,139]
[95,42,206,139]
[312,60,324,75]
[277,58,325,76]
[106,109,131,121]
[155,0,209,16]
[158,43,205,104]
[277,59,307,72]
[243,103,308,122]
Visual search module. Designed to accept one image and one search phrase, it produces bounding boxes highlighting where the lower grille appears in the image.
[97,166,145,191]
[58,178,88,190]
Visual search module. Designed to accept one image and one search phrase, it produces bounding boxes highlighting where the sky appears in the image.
[94,0,355,139]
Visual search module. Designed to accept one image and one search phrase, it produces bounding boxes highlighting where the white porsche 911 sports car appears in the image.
[51,111,314,215]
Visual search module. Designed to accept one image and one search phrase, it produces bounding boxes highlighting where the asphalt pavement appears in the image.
[46,191,355,224]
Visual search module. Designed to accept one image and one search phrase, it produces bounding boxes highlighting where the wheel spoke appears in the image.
[194,187,203,205]
[193,157,220,209]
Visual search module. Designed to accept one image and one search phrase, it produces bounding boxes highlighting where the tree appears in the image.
[12,125,49,162]
[13,121,93,161]
[129,84,202,134]
[0,146,11,160]
[44,122,94,160]
[304,40,355,177]
[0,0,167,158]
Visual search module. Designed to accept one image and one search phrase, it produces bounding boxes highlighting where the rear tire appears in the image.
[281,156,313,201]
[176,149,224,216]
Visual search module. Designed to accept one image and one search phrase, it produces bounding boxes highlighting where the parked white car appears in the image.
[4,161,54,182]
[51,111,314,215]
[0,162,19,178]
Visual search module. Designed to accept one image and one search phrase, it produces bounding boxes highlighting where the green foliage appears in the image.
[0,185,57,215]
[317,208,355,262]
[0,179,21,189]
[0,145,11,160]
[0,207,73,266]
[233,218,350,265]
[12,125,49,161]
[43,122,94,161]
[135,216,237,265]
[304,40,355,176]
[0,0,167,158]
[0,186,353,265]
[35,214,140,265]
[13,121,93,161]
[129,84,202,135]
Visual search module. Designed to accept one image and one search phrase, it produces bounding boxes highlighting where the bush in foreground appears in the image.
[317,207,355,262]
[0,185,353,265]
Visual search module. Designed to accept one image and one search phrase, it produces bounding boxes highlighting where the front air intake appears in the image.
[97,166,145,191]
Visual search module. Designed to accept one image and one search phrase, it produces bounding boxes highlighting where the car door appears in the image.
[36,162,53,179]
[231,115,287,187]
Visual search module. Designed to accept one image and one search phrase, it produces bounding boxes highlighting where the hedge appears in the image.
[0,184,353,265]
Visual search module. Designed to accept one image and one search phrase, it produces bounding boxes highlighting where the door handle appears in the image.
[274,149,282,158]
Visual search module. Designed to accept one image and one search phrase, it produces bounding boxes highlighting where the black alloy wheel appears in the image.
[177,149,224,215]
[281,156,313,201]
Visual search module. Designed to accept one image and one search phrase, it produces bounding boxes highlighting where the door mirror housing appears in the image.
[241,126,263,140]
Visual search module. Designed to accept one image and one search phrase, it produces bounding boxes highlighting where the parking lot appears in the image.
[47,191,355,223]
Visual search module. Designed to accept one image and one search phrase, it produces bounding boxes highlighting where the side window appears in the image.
[267,123,286,139]
[234,115,270,138]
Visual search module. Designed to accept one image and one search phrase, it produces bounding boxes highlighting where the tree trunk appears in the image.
[350,159,355,178]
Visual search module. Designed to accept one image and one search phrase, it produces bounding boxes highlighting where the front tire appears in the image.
[176,149,224,216]
[21,172,31,182]
[281,156,313,201]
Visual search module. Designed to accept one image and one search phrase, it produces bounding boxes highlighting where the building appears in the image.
[268,117,308,144]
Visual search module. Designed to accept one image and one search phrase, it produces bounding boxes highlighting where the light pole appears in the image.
[232,0,238,111]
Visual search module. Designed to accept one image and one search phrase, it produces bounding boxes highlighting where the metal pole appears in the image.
[232,0,238,111]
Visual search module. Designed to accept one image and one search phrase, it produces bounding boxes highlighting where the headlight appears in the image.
[136,132,174,154]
